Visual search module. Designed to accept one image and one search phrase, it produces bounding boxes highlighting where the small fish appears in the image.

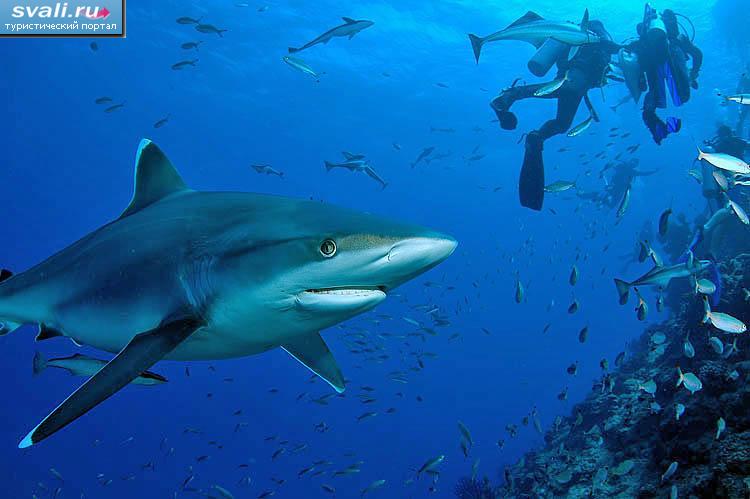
[661,461,678,482]
[195,24,227,36]
[676,366,702,394]
[716,417,726,440]
[153,115,170,128]
[94,96,112,104]
[567,299,579,314]
[283,55,323,81]
[658,208,672,236]
[176,16,202,24]
[638,379,656,396]
[675,403,685,421]
[616,186,631,218]
[515,277,524,304]
[544,180,577,193]
[567,115,593,137]
[361,479,386,496]
[578,326,588,343]
[457,421,473,447]
[417,455,444,476]
[712,170,729,191]
[411,147,435,168]
[211,485,234,499]
[683,334,695,358]
[181,41,203,51]
[33,352,166,385]
[708,336,724,355]
[633,287,648,321]
[251,164,284,177]
[104,103,124,113]
[725,196,750,225]
[703,297,746,333]
[171,59,198,70]
[569,265,578,286]
[534,73,568,97]
[697,148,750,174]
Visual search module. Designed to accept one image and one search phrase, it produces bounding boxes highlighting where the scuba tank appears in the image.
[528,38,570,77]
[643,3,666,38]
[642,3,669,62]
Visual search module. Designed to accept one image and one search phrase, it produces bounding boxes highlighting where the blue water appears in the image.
[3,0,748,497]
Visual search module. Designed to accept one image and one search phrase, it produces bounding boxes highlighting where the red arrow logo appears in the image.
[87,7,110,19]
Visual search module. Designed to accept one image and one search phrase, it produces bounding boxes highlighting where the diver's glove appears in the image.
[690,71,700,90]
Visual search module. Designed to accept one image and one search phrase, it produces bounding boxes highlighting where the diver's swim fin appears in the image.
[519,132,545,211]
[19,316,202,448]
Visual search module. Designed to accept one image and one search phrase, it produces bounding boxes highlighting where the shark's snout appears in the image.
[384,234,457,289]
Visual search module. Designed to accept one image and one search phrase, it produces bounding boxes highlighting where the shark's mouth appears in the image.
[304,285,387,296]
[297,286,387,312]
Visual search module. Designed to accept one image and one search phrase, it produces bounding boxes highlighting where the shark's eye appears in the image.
[319,239,337,258]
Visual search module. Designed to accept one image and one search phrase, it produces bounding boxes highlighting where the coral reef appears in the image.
[496,254,750,498]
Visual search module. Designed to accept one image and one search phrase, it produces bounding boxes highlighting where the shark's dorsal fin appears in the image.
[119,139,189,219]
[283,333,345,393]
[342,17,356,24]
[580,9,590,32]
[508,11,544,29]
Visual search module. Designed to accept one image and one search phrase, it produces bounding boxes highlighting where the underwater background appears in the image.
[4,0,750,497]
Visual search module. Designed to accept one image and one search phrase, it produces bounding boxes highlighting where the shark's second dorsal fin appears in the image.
[119,139,189,219]
[508,11,544,29]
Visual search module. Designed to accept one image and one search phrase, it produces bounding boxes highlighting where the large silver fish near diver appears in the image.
[468,10,600,64]
[1,140,457,447]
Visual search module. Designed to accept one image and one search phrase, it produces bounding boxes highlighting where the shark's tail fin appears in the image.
[0,269,23,335]
[468,34,484,64]
[614,278,631,305]
[32,351,47,375]
[288,46,300,54]
[324,161,335,172]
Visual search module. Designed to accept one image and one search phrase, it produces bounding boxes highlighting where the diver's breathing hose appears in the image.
[675,13,696,42]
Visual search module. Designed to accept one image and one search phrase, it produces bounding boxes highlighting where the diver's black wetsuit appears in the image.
[490,29,617,210]
[631,9,703,145]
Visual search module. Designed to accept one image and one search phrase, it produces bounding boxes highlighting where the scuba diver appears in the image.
[736,66,750,137]
[628,4,702,145]
[490,19,619,211]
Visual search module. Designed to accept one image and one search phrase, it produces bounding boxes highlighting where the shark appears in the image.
[288,17,374,54]
[614,260,712,305]
[468,10,599,64]
[3,139,456,448]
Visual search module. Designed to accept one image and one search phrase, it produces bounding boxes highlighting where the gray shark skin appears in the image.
[614,260,712,305]
[468,10,599,64]
[3,139,456,447]
[288,17,374,54]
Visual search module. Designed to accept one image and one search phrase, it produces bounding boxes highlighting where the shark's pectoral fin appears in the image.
[19,316,202,448]
[282,333,345,393]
